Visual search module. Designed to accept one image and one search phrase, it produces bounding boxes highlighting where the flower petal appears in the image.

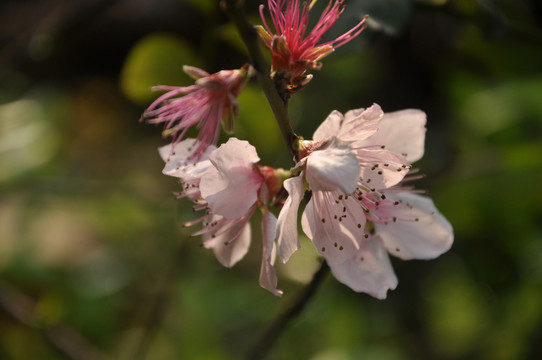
[183,65,210,80]
[305,137,359,194]
[301,190,363,264]
[159,139,216,178]
[329,236,398,299]
[276,175,304,263]
[356,149,410,189]
[208,137,260,171]
[312,110,343,141]
[259,210,283,297]
[362,109,426,163]
[376,193,453,260]
[203,215,252,267]
[339,104,383,144]
[200,138,263,218]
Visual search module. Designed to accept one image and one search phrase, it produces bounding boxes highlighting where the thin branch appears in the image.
[246,261,330,360]
[221,0,298,162]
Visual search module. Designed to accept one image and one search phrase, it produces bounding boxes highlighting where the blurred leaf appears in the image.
[120,33,199,104]
[234,84,285,166]
[35,293,65,326]
[0,93,61,183]
[2,327,56,360]
[424,257,490,357]
[453,74,542,137]
[482,285,542,360]
[214,22,246,55]
[182,0,218,15]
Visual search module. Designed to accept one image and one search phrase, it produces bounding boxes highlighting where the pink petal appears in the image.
[208,137,260,171]
[301,190,365,265]
[356,149,410,189]
[200,138,263,219]
[363,109,426,163]
[259,210,283,297]
[305,137,360,194]
[339,104,383,144]
[183,65,210,80]
[376,193,453,260]
[203,216,252,267]
[312,110,343,141]
[276,175,304,262]
[329,236,398,299]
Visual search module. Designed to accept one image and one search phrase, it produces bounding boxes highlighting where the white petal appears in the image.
[276,176,304,263]
[329,236,398,299]
[209,137,260,170]
[376,193,453,260]
[259,210,283,297]
[163,158,213,180]
[301,191,364,265]
[356,149,409,189]
[305,137,360,194]
[200,138,263,218]
[159,139,216,178]
[159,138,215,163]
[203,216,252,267]
[338,104,383,143]
[313,110,343,141]
[362,109,426,163]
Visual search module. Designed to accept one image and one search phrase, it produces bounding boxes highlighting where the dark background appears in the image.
[1,0,542,359]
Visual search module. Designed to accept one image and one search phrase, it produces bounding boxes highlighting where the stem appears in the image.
[222,2,330,359]
[221,0,298,162]
[246,261,330,360]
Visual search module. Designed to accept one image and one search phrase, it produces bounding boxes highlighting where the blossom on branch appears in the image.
[256,0,367,91]
[160,137,288,296]
[143,65,250,159]
[277,105,453,298]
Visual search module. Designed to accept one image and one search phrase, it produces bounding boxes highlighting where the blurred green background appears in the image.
[1,0,541,359]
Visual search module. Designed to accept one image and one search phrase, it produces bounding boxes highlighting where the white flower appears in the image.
[160,137,284,296]
[277,104,453,298]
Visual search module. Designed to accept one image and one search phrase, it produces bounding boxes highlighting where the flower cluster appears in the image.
[276,104,453,298]
[142,0,453,299]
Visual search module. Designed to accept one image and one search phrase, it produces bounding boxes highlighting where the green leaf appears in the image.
[120,33,199,104]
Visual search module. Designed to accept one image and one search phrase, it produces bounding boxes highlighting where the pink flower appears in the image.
[277,105,453,298]
[160,137,286,296]
[256,0,367,90]
[143,65,249,159]
[277,104,400,263]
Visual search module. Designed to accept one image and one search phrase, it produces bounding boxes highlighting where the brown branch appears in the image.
[221,0,299,162]
[246,261,330,360]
